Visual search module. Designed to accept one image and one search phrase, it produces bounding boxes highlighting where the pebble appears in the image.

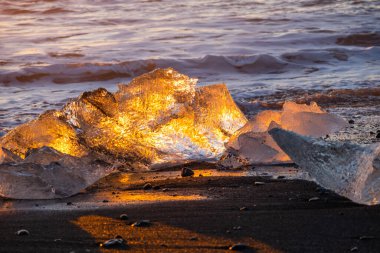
[232,226,242,230]
[66,202,73,206]
[16,229,29,236]
[162,188,169,192]
[190,236,198,241]
[119,214,129,220]
[359,235,375,240]
[100,237,126,248]
[102,199,109,203]
[254,181,265,185]
[348,119,355,124]
[308,197,320,202]
[131,220,151,227]
[229,243,249,251]
[350,246,358,252]
[143,183,152,190]
[239,207,248,211]
[153,185,160,190]
[181,167,194,177]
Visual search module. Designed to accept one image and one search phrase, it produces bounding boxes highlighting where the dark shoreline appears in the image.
[1,173,380,253]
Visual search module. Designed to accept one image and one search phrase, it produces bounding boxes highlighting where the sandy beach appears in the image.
[1,166,380,253]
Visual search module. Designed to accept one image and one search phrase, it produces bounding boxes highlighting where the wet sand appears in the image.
[1,168,380,253]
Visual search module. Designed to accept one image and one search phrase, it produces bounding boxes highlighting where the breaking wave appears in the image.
[336,32,380,47]
[0,54,306,85]
[3,45,379,86]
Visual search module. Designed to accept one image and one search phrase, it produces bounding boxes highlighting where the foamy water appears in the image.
[0,0,380,134]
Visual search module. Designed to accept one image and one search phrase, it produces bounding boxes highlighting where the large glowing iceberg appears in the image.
[269,128,380,205]
[0,68,247,169]
[219,101,347,168]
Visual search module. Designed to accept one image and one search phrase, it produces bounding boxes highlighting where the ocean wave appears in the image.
[41,7,72,14]
[336,32,380,47]
[300,0,337,7]
[1,7,72,15]
[1,46,378,85]
[281,49,349,64]
[0,54,304,85]
[1,8,36,15]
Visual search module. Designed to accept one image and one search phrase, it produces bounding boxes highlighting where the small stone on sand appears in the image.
[143,183,152,190]
[100,238,125,248]
[229,243,249,251]
[16,229,29,236]
[131,220,151,227]
[308,197,320,202]
[119,214,129,220]
[181,167,194,177]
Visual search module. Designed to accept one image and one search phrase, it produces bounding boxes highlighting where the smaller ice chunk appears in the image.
[219,101,347,168]
[0,147,115,199]
[269,128,380,205]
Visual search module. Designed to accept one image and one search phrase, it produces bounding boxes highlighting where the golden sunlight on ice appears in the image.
[0,68,247,168]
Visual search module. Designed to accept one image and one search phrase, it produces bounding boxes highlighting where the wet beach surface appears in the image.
[1,167,380,253]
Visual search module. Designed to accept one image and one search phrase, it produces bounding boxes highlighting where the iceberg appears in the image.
[0,68,357,200]
[218,101,347,168]
[0,68,247,169]
[0,68,249,199]
[269,128,380,205]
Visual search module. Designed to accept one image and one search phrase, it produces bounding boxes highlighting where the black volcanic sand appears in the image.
[0,167,380,253]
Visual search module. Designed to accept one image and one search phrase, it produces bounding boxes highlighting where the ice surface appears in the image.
[0,147,115,199]
[0,110,88,159]
[269,128,380,205]
[61,68,247,167]
[1,68,247,169]
[219,101,347,168]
